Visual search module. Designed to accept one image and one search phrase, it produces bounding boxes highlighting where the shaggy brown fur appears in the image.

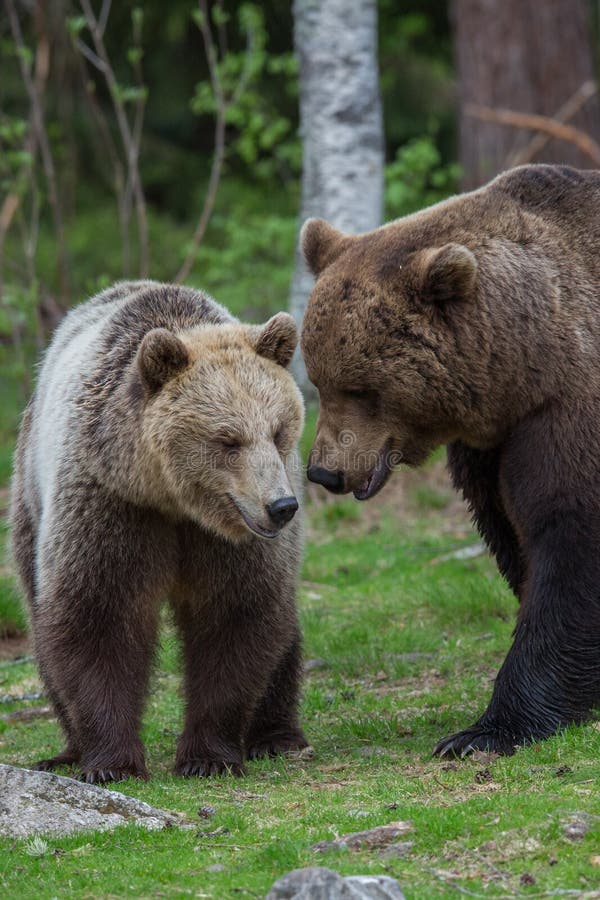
[11,281,307,783]
[300,164,600,755]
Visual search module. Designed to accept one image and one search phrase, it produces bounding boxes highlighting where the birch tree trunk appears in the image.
[453,0,600,189]
[290,0,384,393]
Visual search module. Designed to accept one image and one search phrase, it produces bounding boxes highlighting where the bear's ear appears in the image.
[253,312,298,368]
[300,218,351,276]
[412,243,478,305]
[138,328,190,391]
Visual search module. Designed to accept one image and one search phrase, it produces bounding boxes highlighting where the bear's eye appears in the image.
[345,388,376,403]
[344,388,380,416]
[219,437,241,452]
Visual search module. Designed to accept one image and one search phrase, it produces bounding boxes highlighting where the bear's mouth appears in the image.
[228,496,279,539]
[353,438,394,501]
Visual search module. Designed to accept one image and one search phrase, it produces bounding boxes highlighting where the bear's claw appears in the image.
[433,725,525,758]
[174,758,245,778]
[246,732,309,760]
[79,764,149,784]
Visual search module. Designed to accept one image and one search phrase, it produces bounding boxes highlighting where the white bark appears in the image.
[290,0,384,392]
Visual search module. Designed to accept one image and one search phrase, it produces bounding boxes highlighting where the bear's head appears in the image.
[300,217,483,500]
[137,313,304,540]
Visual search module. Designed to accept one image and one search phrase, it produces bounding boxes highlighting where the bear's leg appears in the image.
[35,496,174,783]
[172,595,301,776]
[32,650,80,771]
[172,598,253,777]
[437,423,600,756]
[245,632,308,760]
[33,591,162,782]
[447,442,523,597]
[172,522,304,777]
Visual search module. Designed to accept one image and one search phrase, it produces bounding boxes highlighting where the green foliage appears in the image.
[189,202,297,321]
[385,136,461,219]
[0,284,39,435]
[191,3,300,181]
[0,519,27,638]
[0,114,31,196]
[378,1,455,161]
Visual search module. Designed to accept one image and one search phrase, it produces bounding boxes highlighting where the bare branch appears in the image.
[0,192,22,300]
[79,0,150,276]
[216,2,227,56]
[98,0,112,38]
[231,22,257,108]
[74,38,107,72]
[175,0,227,283]
[507,80,598,167]
[5,0,70,302]
[122,7,147,277]
[466,103,600,168]
[75,53,130,272]
[0,194,21,239]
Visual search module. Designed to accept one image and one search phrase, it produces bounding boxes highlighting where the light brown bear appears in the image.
[11,281,308,783]
[301,164,600,756]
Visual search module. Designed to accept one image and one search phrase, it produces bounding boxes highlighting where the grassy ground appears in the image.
[1,445,600,899]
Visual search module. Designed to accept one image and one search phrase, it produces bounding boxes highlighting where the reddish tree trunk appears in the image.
[453,0,600,188]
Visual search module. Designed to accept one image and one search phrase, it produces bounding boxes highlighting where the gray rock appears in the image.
[563,813,592,841]
[303,658,329,673]
[345,877,405,900]
[0,764,190,838]
[266,867,405,899]
[266,867,355,899]
[311,822,412,853]
[198,804,217,819]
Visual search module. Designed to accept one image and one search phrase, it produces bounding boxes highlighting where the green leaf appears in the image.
[127,47,143,65]
[131,7,144,28]
[211,5,229,27]
[192,8,205,29]
[114,84,148,104]
[67,16,87,36]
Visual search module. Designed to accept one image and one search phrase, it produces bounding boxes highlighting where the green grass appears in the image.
[0,508,27,639]
[1,504,600,899]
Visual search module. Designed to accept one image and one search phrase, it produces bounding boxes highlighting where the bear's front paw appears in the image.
[246,730,309,760]
[79,763,149,784]
[174,756,245,778]
[433,724,528,758]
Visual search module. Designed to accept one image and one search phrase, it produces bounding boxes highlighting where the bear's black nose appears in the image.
[306,465,346,494]
[266,496,299,527]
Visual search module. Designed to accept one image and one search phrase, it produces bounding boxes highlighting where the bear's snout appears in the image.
[266,495,299,527]
[306,465,346,494]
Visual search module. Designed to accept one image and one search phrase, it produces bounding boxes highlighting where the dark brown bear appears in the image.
[300,164,600,756]
[11,281,307,782]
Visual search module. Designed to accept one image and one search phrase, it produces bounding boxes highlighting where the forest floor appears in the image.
[1,443,600,899]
